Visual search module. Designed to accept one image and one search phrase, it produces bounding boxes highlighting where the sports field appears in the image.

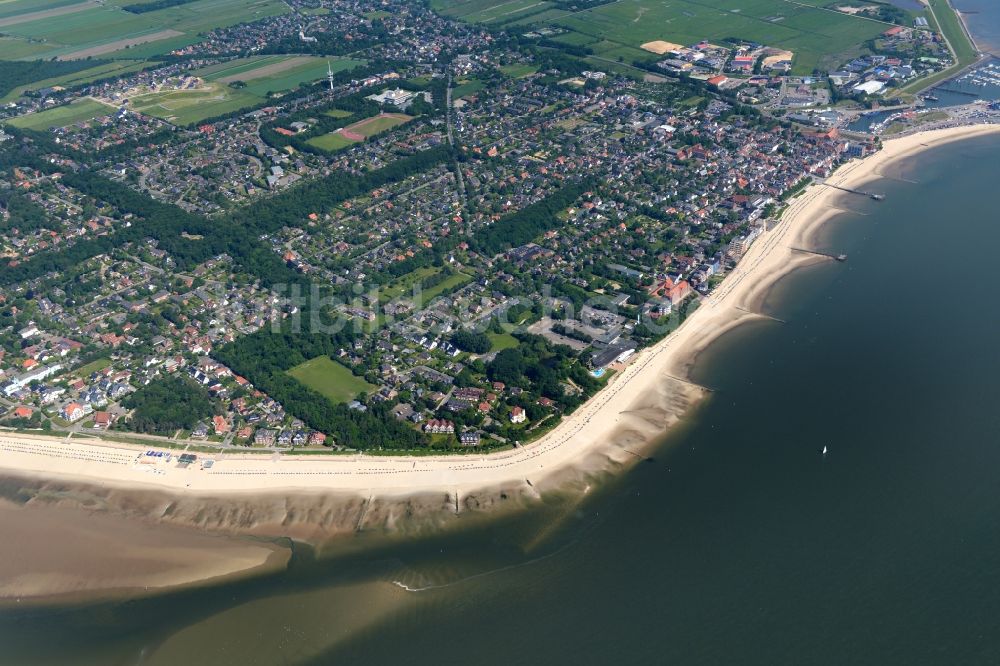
[287,356,376,404]
[0,0,289,61]
[435,0,894,74]
[6,97,115,129]
[307,113,413,152]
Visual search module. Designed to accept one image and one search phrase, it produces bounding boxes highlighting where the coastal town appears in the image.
[0,0,998,459]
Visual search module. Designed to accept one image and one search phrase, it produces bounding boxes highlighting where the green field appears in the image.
[500,63,539,78]
[432,0,557,23]
[0,0,85,19]
[488,332,519,352]
[287,356,376,404]
[194,55,365,97]
[126,56,365,125]
[74,356,112,377]
[453,78,485,98]
[422,271,472,301]
[0,36,54,59]
[127,82,260,125]
[351,113,412,136]
[380,265,441,301]
[307,113,412,152]
[306,132,358,151]
[436,0,891,74]
[6,97,115,129]
[0,0,289,61]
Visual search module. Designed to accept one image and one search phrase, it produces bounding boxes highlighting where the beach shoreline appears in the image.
[1,124,998,601]
[2,124,997,498]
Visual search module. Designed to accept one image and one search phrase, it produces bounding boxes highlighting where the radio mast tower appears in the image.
[327,61,335,91]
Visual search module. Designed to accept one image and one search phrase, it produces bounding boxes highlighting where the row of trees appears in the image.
[0,134,453,290]
[0,60,105,99]
[471,179,594,256]
[122,0,195,13]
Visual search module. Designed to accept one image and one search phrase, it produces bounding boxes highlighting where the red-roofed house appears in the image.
[212,415,230,434]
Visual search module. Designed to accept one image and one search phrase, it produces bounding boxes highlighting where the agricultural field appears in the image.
[194,55,365,98]
[5,97,115,129]
[0,0,88,20]
[287,356,376,405]
[125,82,260,125]
[435,0,892,74]
[307,113,413,152]
[0,0,289,61]
[431,0,558,23]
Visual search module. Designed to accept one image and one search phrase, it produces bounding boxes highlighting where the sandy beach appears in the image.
[0,495,291,604]
[0,124,997,600]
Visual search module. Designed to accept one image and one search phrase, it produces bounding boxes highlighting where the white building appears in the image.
[853,80,885,95]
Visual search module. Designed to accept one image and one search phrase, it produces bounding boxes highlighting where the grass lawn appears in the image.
[422,271,472,301]
[307,131,359,151]
[74,357,112,377]
[127,82,260,125]
[324,108,354,118]
[7,97,115,129]
[307,113,412,152]
[883,110,950,135]
[500,63,538,78]
[349,112,412,137]
[380,265,441,301]
[380,267,472,303]
[0,36,54,59]
[452,78,485,98]
[488,332,519,352]
[287,356,376,404]
[195,55,365,97]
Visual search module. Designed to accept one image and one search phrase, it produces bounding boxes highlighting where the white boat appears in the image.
[822,446,828,456]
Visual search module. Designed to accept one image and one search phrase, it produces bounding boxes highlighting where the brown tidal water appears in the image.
[1,135,1000,665]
